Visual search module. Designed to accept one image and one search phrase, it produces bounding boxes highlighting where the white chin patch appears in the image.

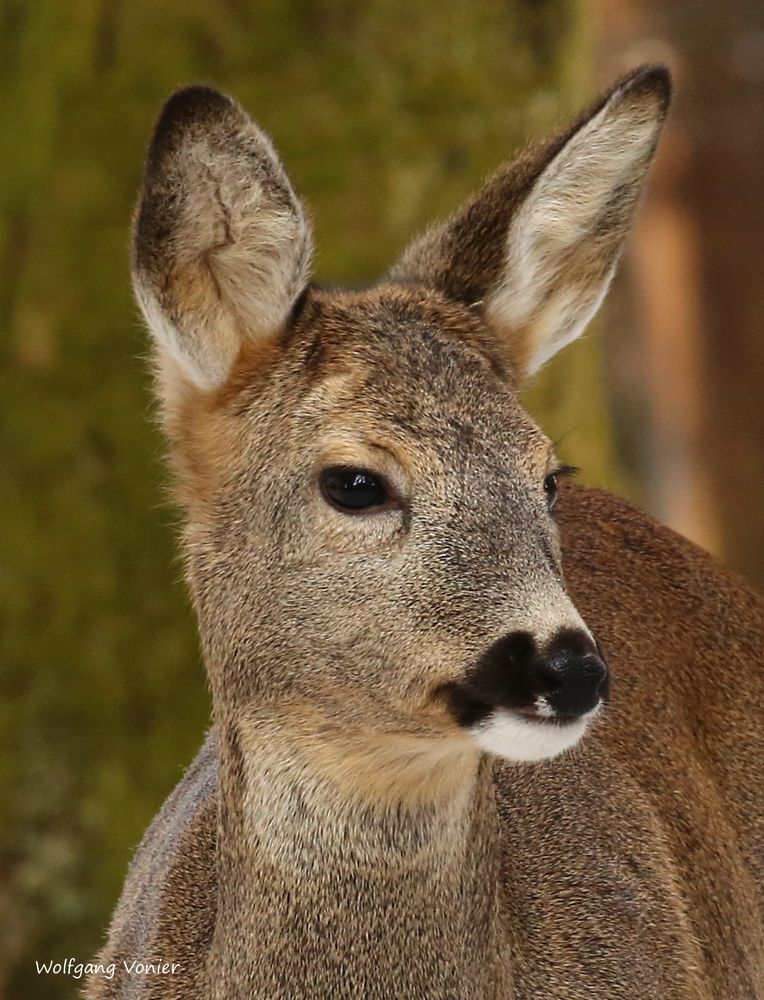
[470,707,597,763]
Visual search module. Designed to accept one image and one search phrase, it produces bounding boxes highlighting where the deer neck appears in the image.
[207,707,512,999]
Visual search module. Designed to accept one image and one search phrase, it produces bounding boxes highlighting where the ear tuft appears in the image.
[133,85,313,392]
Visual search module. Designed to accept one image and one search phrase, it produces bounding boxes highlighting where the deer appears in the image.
[86,65,764,999]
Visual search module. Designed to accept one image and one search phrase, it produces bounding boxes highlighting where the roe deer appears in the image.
[87,66,764,999]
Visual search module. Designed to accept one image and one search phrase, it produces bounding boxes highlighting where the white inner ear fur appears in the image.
[136,128,312,392]
[486,84,663,377]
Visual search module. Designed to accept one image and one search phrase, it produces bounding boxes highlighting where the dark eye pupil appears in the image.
[544,473,558,509]
[321,467,387,512]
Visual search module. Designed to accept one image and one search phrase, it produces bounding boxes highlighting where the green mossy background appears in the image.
[0,2,619,996]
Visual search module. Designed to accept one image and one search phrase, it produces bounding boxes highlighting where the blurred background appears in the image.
[1,0,762,996]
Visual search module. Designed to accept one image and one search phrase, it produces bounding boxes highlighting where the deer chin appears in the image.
[468,703,602,763]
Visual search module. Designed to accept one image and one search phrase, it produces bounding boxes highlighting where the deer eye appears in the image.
[320,466,389,513]
[543,464,578,513]
[543,473,559,511]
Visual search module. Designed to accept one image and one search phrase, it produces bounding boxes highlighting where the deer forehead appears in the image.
[217,287,552,475]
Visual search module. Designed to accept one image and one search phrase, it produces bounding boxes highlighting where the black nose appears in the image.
[441,628,609,730]
[532,631,609,718]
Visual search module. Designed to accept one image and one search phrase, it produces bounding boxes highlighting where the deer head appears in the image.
[133,67,669,800]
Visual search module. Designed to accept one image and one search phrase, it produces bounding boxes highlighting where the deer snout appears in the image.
[441,628,608,763]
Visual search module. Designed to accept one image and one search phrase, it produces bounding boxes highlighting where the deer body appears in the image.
[89,68,764,998]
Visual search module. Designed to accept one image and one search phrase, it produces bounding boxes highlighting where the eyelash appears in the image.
[552,464,579,480]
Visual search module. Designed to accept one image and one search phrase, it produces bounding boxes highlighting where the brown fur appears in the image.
[87,67,763,999]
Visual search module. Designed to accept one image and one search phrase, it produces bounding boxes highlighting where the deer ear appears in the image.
[133,86,313,392]
[388,65,671,381]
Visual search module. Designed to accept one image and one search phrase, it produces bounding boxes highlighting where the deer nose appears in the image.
[531,631,609,718]
[441,628,609,732]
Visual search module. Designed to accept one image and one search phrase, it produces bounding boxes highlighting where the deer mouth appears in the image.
[438,679,602,762]
[439,679,603,726]
[438,628,610,738]
[436,629,608,762]
[515,696,603,725]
